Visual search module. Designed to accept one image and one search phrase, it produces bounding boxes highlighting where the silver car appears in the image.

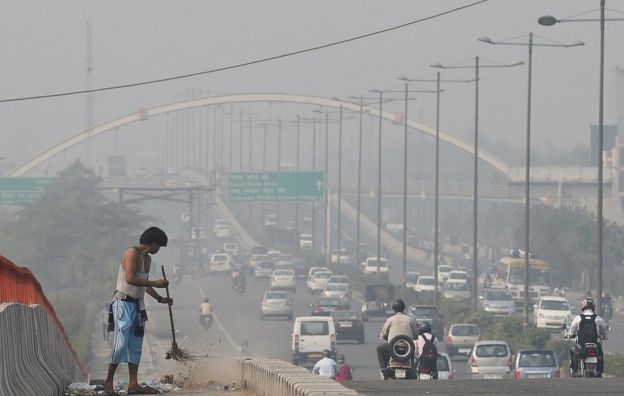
[260,290,293,320]
[443,280,471,301]
[481,288,516,316]
[467,341,513,379]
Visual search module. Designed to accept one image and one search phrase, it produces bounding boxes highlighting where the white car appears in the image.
[292,316,337,366]
[327,275,350,287]
[307,271,333,293]
[443,280,472,301]
[447,270,469,283]
[270,269,296,292]
[534,296,572,330]
[299,233,313,250]
[330,248,350,264]
[223,242,238,257]
[414,276,439,293]
[249,254,270,269]
[308,266,329,278]
[404,271,420,289]
[481,288,516,316]
[363,257,389,277]
[437,265,454,283]
[215,224,232,238]
[264,214,277,228]
[267,249,281,263]
[213,218,230,234]
[209,253,231,273]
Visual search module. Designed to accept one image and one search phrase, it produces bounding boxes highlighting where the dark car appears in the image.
[331,310,365,344]
[250,246,268,256]
[361,284,395,321]
[408,305,445,340]
[309,297,344,316]
[291,258,309,279]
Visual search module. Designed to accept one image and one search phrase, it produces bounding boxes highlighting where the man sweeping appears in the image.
[104,227,173,395]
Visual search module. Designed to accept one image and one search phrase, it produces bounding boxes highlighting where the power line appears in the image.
[0,0,488,104]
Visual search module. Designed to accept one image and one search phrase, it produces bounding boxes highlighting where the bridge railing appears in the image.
[330,178,509,198]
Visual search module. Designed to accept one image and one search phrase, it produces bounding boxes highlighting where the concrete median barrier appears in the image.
[235,358,358,396]
[0,303,84,395]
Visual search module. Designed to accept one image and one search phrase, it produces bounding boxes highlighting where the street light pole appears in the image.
[402,83,409,286]
[377,91,383,275]
[296,115,301,231]
[337,106,343,265]
[312,118,317,253]
[434,72,441,307]
[356,96,364,268]
[479,34,582,323]
[325,113,331,263]
[473,56,480,312]
[277,119,282,228]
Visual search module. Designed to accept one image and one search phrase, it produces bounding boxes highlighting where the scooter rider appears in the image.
[199,297,213,322]
[376,299,419,379]
[568,297,608,377]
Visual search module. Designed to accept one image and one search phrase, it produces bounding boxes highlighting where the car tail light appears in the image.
[446,336,453,344]
[470,356,478,367]
[420,367,431,374]
[514,369,521,380]
[331,334,336,343]
[313,306,322,313]
[507,355,513,370]
[478,335,483,341]
[555,368,560,378]
[448,371,454,380]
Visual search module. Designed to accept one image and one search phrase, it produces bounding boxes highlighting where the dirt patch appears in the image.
[165,357,253,395]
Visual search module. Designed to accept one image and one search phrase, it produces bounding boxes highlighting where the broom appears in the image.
[161,265,194,363]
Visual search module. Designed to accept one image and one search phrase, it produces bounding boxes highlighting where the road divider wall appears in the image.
[235,358,358,396]
[0,256,84,395]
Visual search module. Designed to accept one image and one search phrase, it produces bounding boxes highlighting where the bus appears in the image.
[490,256,551,306]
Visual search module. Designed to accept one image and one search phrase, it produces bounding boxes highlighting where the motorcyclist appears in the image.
[416,322,439,379]
[312,350,337,379]
[199,297,213,324]
[602,292,613,319]
[567,297,608,377]
[376,299,419,379]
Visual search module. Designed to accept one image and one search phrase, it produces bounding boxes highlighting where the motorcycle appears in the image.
[382,335,417,380]
[569,341,601,378]
[200,314,213,329]
[232,279,245,295]
[603,304,613,321]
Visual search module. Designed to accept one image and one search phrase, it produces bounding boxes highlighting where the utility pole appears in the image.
[85,23,94,170]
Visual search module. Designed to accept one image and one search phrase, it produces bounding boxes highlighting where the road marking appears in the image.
[194,280,240,352]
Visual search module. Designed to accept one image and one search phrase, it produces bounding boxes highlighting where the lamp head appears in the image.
[430,63,444,69]
[477,36,495,44]
[538,15,558,26]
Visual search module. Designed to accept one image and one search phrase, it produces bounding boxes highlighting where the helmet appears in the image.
[581,298,594,311]
[418,321,432,335]
[337,354,345,363]
[203,297,210,303]
[323,349,332,358]
[392,299,406,313]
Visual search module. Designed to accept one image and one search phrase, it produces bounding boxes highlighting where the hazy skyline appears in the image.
[1,0,624,174]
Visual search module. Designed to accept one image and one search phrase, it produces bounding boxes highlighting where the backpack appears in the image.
[577,313,598,345]
[335,364,353,381]
[419,335,438,370]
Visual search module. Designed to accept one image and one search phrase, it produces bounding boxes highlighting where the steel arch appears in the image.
[8,93,509,177]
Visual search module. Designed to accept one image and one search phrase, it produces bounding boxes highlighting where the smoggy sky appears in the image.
[1,0,623,174]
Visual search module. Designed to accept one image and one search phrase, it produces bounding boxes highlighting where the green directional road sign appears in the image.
[228,171,324,201]
[0,178,52,205]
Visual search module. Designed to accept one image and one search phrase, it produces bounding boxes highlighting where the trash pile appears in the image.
[64,377,182,395]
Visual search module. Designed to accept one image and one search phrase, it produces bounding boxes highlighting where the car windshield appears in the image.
[265,292,288,300]
[476,344,509,358]
[418,277,434,286]
[436,356,450,371]
[438,266,453,273]
[329,276,349,283]
[333,311,359,320]
[300,321,329,336]
[315,272,332,279]
[317,298,341,307]
[518,352,556,368]
[540,300,569,311]
[274,270,293,277]
[326,284,348,291]
[449,272,468,280]
[258,262,273,269]
[367,260,387,267]
[213,254,228,261]
[486,290,513,301]
[447,282,468,291]
[411,307,438,317]
[406,274,419,282]
[451,325,480,337]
